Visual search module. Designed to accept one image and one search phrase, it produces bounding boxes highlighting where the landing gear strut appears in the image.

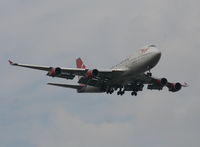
[117,87,125,96]
[147,72,152,77]
[147,66,152,77]
[117,91,125,96]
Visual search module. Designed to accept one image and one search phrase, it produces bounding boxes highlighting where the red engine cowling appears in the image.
[147,78,168,90]
[156,78,168,86]
[86,69,99,78]
[47,67,61,77]
[168,82,182,92]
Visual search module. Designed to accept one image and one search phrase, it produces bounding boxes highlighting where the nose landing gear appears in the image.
[147,72,152,77]
[146,66,152,77]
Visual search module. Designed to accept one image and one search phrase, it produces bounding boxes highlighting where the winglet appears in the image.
[182,82,189,87]
[8,60,17,66]
[8,60,13,65]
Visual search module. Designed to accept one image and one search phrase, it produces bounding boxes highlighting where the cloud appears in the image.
[1,0,200,147]
[28,107,132,147]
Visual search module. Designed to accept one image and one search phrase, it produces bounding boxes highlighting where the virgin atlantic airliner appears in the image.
[9,45,188,96]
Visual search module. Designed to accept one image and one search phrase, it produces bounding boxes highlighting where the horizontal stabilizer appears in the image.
[47,83,84,89]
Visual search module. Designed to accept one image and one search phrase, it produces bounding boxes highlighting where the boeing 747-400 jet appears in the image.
[9,45,188,96]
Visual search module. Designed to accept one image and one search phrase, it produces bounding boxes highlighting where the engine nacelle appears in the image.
[86,69,99,78]
[47,67,61,77]
[156,78,168,87]
[147,78,168,90]
[168,82,182,92]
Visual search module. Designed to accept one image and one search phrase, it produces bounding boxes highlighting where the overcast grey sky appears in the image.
[1,0,200,147]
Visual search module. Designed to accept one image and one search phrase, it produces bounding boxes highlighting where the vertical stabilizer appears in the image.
[76,58,86,69]
[76,58,86,86]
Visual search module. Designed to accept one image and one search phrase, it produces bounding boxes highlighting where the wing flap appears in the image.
[47,83,84,89]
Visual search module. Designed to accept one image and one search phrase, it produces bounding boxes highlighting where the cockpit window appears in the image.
[148,45,156,47]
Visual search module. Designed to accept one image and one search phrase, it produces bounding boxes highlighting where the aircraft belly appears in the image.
[128,62,148,76]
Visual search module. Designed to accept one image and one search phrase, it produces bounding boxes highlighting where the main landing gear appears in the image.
[105,86,139,96]
[131,91,137,96]
[117,91,125,96]
[117,88,125,96]
[106,88,114,94]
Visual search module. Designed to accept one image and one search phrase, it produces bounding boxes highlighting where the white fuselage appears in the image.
[78,45,161,93]
[112,45,161,73]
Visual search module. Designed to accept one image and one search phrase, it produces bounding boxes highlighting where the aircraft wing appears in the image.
[47,83,84,89]
[9,60,126,80]
[128,73,188,92]
[9,60,52,71]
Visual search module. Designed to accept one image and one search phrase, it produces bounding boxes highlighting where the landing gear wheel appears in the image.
[131,92,134,96]
[131,91,137,96]
[147,66,152,77]
[117,90,125,96]
[106,88,114,94]
[147,72,152,77]
[121,91,125,95]
[109,89,113,94]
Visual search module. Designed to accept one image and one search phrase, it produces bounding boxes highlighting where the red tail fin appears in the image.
[76,58,86,69]
[76,58,86,86]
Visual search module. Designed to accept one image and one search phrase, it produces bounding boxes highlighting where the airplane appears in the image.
[9,45,188,96]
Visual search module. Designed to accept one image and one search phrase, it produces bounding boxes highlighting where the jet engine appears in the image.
[86,69,99,78]
[47,67,61,77]
[167,82,182,92]
[147,78,168,90]
[156,78,168,87]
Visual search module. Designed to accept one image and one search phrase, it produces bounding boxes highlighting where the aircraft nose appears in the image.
[151,47,161,58]
[150,47,161,63]
[156,50,161,58]
[146,45,162,68]
[154,49,161,64]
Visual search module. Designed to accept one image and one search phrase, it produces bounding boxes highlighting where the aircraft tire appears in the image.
[131,91,137,96]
